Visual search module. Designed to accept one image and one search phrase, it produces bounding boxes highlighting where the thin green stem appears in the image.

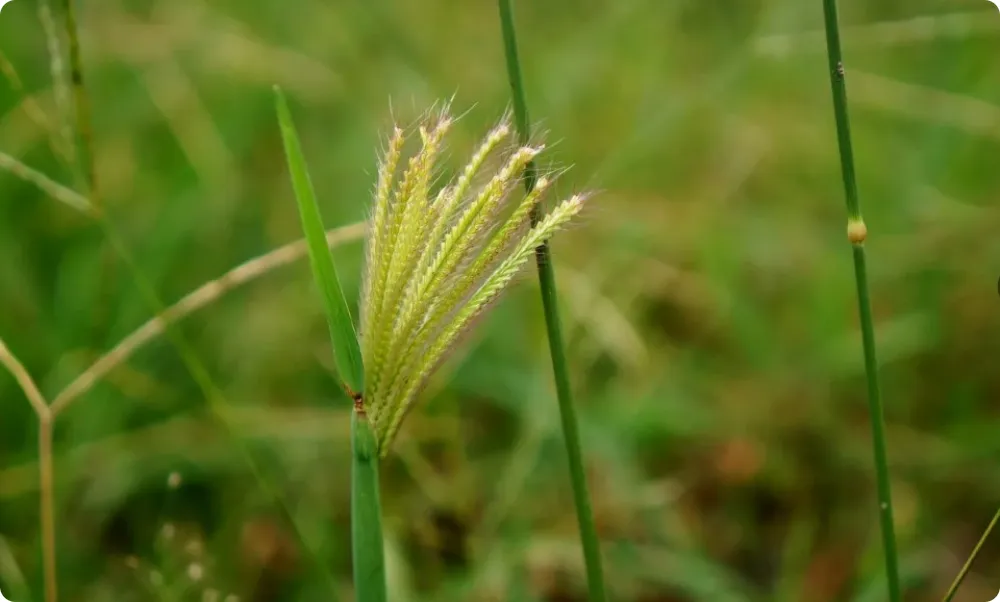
[497,2,608,600]
[941,507,1000,602]
[497,0,537,192]
[819,1,900,601]
[351,409,388,602]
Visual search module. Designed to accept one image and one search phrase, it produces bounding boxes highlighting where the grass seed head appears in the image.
[358,106,588,455]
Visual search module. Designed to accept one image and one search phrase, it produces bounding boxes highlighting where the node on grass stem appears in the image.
[847,219,867,245]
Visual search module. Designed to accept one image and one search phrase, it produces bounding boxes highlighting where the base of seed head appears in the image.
[847,219,867,244]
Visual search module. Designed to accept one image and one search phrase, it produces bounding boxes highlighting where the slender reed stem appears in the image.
[941,507,1000,602]
[818,1,900,600]
[351,409,387,602]
[38,416,56,602]
[497,2,608,600]
[0,51,69,164]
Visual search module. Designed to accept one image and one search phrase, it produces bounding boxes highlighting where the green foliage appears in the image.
[1,1,1000,601]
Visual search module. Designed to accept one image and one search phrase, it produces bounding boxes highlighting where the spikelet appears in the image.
[359,107,587,455]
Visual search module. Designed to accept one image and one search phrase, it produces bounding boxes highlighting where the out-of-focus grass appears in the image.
[1,0,999,600]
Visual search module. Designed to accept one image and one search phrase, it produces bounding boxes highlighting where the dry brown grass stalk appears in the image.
[0,339,57,602]
[50,220,366,415]
[0,220,365,602]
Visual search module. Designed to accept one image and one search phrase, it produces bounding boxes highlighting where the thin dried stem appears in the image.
[0,339,51,420]
[0,339,56,602]
[50,221,366,415]
[0,151,92,214]
[38,417,56,602]
[0,52,69,164]
[941,506,1000,602]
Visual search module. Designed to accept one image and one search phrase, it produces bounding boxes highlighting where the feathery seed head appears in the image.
[358,107,588,455]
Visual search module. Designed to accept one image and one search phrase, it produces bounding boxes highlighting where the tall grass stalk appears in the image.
[818,1,900,600]
[274,87,387,602]
[497,2,608,600]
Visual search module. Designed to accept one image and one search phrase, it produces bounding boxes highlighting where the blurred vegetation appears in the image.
[1,0,1000,600]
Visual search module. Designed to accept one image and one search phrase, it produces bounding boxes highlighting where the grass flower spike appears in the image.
[361,108,586,455]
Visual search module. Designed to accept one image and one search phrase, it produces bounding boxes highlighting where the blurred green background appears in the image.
[2,0,1000,600]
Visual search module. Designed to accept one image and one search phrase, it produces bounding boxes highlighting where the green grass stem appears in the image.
[818,1,900,601]
[497,2,608,600]
[351,411,388,602]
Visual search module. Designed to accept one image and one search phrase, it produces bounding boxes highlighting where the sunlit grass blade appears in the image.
[818,1,900,601]
[274,85,364,398]
[497,2,609,600]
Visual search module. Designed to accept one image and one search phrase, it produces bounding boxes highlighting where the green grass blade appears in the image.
[941,507,1000,602]
[497,2,608,601]
[818,1,900,601]
[351,410,388,602]
[274,86,365,398]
